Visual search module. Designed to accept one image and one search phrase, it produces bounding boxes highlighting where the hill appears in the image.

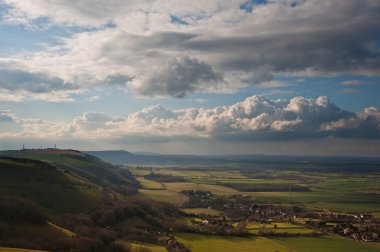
[0,150,181,251]
[0,156,108,214]
[0,149,139,196]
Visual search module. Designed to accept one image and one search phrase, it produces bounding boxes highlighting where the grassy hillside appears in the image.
[0,149,140,214]
[0,149,139,195]
[0,157,105,214]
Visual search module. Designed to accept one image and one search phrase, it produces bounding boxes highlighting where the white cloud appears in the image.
[2,95,379,141]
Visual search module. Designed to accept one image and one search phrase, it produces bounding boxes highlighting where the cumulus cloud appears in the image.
[130,56,223,97]
[0,0,379,97]
[2,95,379,142]
[321,107,380,138]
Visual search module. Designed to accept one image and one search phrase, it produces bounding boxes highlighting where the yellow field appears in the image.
[164,182,239,195]
[137,178,164,189]
[246,222,303,229]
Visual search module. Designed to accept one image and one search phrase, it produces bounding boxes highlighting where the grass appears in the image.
[372,212,380,218]
[0,248,47,252]
[47,222,76,237]
[136,189,188,205]
[128,168,152,176]
[314,178,380,191]
[130,169,247,179]
[248,228,315,235]
[135,166,380,213]
[0,159,104,214]
[191,178,302,185]
[181,208,223,216]
[178,217,204,225]
[130,242,167,252]
[117,241,167,252]
[246,222,315,235]
[175,233,289,252]
[246,222,304,229]
[272,236,380,252]
[0,222,70,247]
[308,202,380,212]
[176,232,380,252]
[164,182,239,195]
[0,150,139,195]
[246,191,380,212]
[202,171,247,179]
[137,178,164,189]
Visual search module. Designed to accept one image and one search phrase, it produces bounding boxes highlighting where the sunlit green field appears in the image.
[176,233,380,252]
[176,233,289,252]
[272,236,380,252]
[246,191,380,212]
[136,189,188,205]
[117,241,167,252]
[129,166,380,212]
[313,178,380,192]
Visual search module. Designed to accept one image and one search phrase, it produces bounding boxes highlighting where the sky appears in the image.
[0,0,380,156]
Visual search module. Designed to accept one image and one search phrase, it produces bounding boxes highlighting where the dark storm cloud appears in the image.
[183,25,380,75]
[130,56,223,98]
[0,68,77,93]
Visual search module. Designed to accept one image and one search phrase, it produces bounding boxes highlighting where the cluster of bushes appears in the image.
[0,196,47,224]
[0,195,185,251]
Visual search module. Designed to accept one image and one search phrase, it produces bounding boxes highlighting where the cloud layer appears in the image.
[1,0,380,98]
[2,95,379,142]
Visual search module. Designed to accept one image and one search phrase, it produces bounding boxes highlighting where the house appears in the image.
[343,227,352,235]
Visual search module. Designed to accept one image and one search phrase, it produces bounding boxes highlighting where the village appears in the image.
[179,190,380,243]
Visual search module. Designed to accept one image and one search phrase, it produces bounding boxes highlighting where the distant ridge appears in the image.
[84,150,135,164]
[82,150,380,172]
